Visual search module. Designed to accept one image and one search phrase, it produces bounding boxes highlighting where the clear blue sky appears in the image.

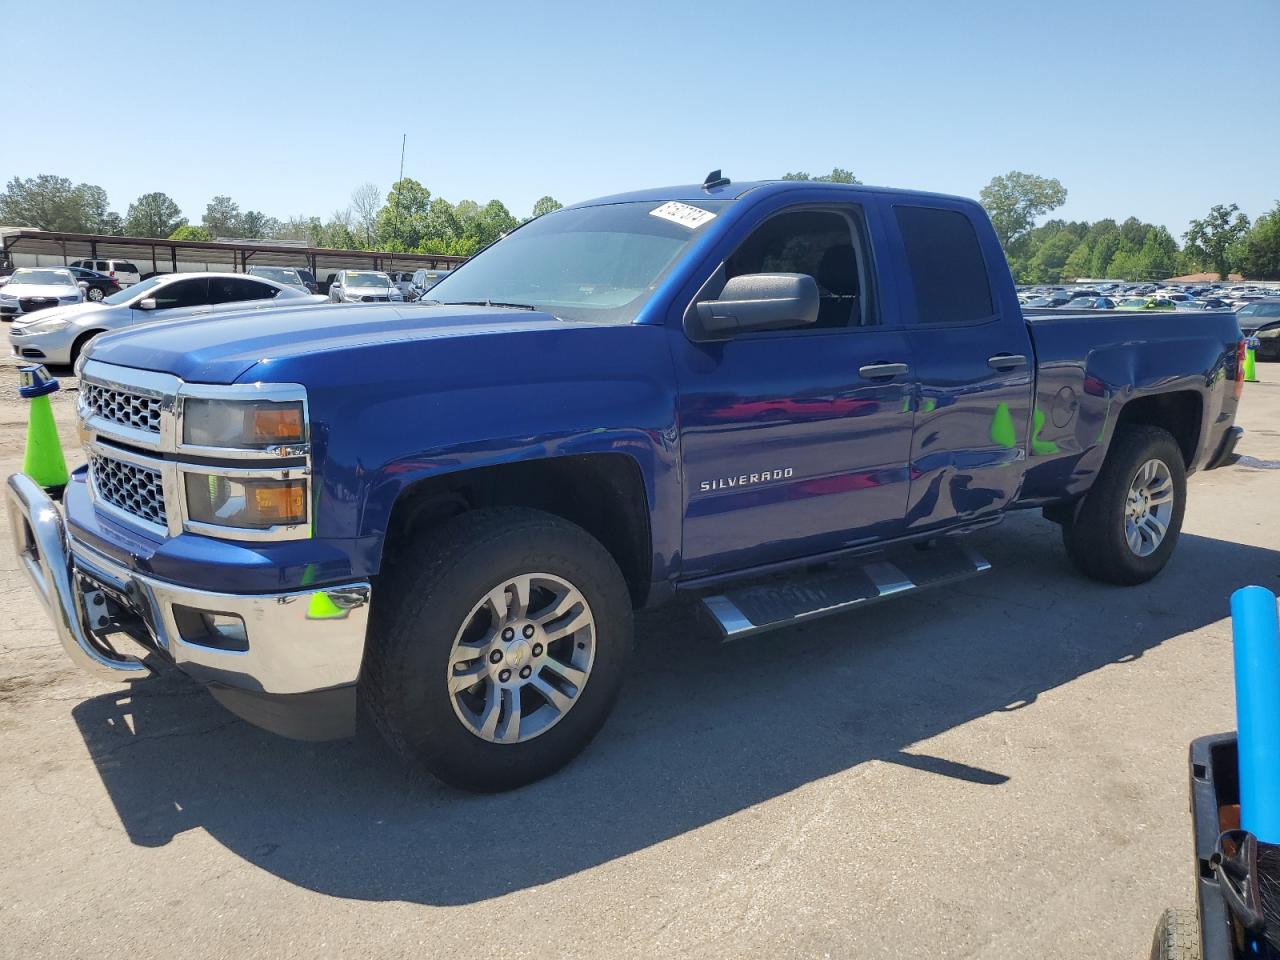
[5,0,1277,234]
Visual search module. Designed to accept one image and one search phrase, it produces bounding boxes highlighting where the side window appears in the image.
[117,262,139,274]
[894,205,994,325]
[209,277,280,303]
[724,209,870,330]
[244,279,280,300]
[151,278,210,310]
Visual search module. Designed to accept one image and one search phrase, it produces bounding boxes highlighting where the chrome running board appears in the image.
[701,542,991,641]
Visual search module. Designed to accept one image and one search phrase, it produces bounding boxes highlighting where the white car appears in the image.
[0,268,84,320]
[328,270,404,303]
[68,258,142,287]
[8,272,323,366]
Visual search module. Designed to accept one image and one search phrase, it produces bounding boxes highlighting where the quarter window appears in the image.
[894,205,994,325]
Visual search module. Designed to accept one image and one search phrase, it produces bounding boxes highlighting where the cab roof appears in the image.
[566,179,977,209]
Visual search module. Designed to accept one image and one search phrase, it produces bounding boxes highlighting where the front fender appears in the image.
[250,323,682,583]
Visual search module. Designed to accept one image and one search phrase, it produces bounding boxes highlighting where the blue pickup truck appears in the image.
[7,175,1245,790]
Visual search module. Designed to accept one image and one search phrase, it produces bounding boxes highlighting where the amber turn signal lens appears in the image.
[253,482,306,523]
[252,406,305,444]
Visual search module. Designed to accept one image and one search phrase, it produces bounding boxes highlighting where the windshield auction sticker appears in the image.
[649,201,717,229]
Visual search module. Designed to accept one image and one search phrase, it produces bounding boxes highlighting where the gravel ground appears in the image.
[1,355,1277,960]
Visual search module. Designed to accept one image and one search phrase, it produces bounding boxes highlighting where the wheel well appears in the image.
[70,330,105,364]
[1114,391,1202,467]
[382,454,653,607]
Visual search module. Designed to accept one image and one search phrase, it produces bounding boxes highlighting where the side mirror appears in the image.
[137,297,157,311]
[77,281,89,291]
[692,273,819,340]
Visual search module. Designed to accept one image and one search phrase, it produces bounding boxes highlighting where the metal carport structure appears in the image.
[0,228,465,280]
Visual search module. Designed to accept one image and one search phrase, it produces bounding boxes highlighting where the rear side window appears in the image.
[96,261,109,272]
[209,277,280,303]
[894,205,994,325]
[116,262,139,273]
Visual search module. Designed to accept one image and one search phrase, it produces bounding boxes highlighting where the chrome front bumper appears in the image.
[6,473,371,696]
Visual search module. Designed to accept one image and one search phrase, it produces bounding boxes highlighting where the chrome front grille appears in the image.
[81,381,162,434]
[88,453,167,527]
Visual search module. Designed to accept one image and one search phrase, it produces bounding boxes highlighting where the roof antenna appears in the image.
[703,169,730,190]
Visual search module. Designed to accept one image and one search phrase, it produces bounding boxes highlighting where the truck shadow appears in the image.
[70,512,1278,905]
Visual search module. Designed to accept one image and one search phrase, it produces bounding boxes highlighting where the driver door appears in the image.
[671,200,916,578]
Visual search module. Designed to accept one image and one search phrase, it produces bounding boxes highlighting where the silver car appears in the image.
[328,270,404,303]
[247,265,310,292]
[8,272,322,366]
[0,268,84,320]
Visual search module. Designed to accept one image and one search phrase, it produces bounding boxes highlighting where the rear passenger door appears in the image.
[887,201,1035,531]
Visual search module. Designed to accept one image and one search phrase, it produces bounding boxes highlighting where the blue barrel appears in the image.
[1231,585,1280,843]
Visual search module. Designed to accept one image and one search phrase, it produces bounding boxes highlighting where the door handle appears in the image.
[858,362,909,380]
[987,354,1028,371]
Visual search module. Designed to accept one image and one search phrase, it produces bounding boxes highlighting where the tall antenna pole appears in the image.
[392,133,407,248]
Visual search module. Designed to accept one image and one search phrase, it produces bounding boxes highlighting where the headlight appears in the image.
[182,398,306,449]
[26,317,69,332]
[184,474,308,529]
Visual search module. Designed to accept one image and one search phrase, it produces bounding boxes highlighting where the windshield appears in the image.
[102,274,166,305]
[425,200,731,323]
[11,269,75,286]
[346,272,391,288]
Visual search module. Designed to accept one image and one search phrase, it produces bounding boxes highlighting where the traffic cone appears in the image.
[18,365,69,499]
[1245,339,1259,383]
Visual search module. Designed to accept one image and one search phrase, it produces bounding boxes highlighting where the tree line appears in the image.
[0,174,563,259]
[978,170,1278,282]
[1,169,1276,279]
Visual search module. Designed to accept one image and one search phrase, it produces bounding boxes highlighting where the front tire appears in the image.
[1063,425,1187,585]
[361,507,633,791]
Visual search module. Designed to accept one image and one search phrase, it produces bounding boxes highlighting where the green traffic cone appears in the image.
[19,365,69,499]
[1245,344,1258,383]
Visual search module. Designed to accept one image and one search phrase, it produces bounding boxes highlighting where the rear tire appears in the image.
[361,507,633,791]
[1063,425,1186,585]
[87,287,105,302]
[1148,906,1201,960]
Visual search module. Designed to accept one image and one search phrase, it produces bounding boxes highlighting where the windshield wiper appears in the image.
[438,299,539,311]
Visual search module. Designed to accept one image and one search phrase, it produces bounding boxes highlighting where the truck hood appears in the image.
[85,302,579,383]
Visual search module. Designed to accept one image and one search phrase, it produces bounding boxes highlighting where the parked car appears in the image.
[68,259,141,287]
[1064,296,1116,310]
[1116,297,1175,311]
[9,177,1246,792]
[7,272,320,365]
[293,267,319,294]
[328,270,404,303]
[410,267,450,299]
[1236,300,1280,337]
[63,265,122,302]
[0,268,83,320]
[388,271,417,300]
[1252,322,1280,361]
[248,266,310,292]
